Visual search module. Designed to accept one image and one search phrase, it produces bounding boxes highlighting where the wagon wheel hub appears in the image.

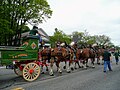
[29,69,34,74]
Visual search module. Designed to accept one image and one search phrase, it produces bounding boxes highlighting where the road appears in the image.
[0,59,120,90]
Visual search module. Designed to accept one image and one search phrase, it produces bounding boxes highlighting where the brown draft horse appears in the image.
[68,42,83,69]
[80,45,96,69]
[96,47,104,65]
[63,46,75,72]
[75,47,83,69]
[49,45,74,76]
[40,46,51,74]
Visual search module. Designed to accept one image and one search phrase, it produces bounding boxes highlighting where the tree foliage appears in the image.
[70,30,112,47]
[50,28,71,47]
[0,0,52,46]
[50,29,113,48]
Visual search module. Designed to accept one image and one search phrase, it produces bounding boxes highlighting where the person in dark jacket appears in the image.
[29,26,46,46]
[114,50,120,65]
[103,48,112,72]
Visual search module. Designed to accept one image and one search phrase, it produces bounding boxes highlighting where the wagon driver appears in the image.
[29,26,46,46]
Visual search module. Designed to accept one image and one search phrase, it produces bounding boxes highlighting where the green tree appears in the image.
[50,28,71,47]
[0,0,52,46]
[94,35,111,46]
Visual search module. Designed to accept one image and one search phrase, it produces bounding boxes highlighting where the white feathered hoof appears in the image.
[71,67,74,71]
[92,66,95,68]
[46,68,48,71]
[67,68,71,73]
[50,73,54,76]
[41,72,44,74]
[59,70,62,74]
[63,66,66,69]
[83,66,87,70]
[49,69,54,76]
[67,71,71,73]
[86,65,89,67]
[58,68,62,74]
[59,71,62,74]
[74,67,77,69]
[97,63,100,65]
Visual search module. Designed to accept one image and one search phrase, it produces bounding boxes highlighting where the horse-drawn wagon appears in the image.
[0,36,42,81]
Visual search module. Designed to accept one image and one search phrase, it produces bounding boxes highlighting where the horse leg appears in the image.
[43,60,49,72]
[70,60,74,71]
[83,59,87,69]
[41,65,44,74]
[56,60,62,74]
[101,57,104,65]
[80,59,84,68]
[76,60,81,69]
[91,58,95,68]
[66,60,71,73]
[74,61,77,69]
[63,61,66,69]
[49,59,54,76]
[74,60,80,69]
[46,64,49,71]
[86,58,89,67]
[41,60,45,74]
[97,57,100,65]
[46,57,51,71]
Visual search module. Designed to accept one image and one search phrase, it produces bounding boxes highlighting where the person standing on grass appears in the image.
[103,47,112,72]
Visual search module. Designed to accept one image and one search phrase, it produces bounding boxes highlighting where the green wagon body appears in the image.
[0,36,39,65]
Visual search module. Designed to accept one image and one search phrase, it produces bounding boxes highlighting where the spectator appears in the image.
[114,50,120,65]
[103,48,112,72]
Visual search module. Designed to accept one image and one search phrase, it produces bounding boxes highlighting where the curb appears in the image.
[0,66,6,69]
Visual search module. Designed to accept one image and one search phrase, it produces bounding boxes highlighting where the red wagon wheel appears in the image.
[23,62,40,81]
[14,65,23,76]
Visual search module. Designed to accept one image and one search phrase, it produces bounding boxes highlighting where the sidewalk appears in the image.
[0,65,6,69]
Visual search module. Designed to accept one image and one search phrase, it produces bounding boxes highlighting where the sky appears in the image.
[32,0,120,46]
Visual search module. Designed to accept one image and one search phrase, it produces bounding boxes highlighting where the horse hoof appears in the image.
[67,71,71,73]
[75,67,77,69]
[50,74,54,76]
[59,72,62,74]
[63,66,66,69]
[97,63,100,65]
[71,68,74,71]
[79,66,82,68]
[92,66,95,68]
[86,65,89,67]
[46,68,48,71]
[83,67,87,70]
[81,66,84,68]
[41,72,44,74]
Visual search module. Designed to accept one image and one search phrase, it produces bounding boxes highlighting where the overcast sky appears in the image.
[37,0,120,46]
